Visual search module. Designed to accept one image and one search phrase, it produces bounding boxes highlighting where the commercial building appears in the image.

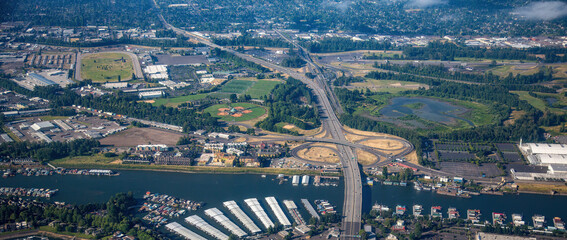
[103,82,129,89]
[136,144,169,152]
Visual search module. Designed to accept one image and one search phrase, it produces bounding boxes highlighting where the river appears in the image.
[2,170,567,228]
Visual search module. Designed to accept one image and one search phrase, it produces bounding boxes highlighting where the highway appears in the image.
[154,7,410,238]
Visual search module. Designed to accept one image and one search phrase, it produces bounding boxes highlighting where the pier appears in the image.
[165,222,207,240]
[185,215,229,240]
[223,201,261,234]
[204,208,247,238]
[301,199,319,219]
[244,198,275,229]
[283,200,305,225]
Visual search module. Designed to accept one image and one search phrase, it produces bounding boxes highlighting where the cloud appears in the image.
[406,0,447,8]
[512,1,567,21]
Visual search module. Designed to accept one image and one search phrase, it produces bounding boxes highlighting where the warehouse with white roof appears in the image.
[514,142,567,181]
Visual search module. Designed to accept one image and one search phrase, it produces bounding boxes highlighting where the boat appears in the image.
[413,182,422,191]
[492,212,506,225]
[533,215,545,229]
[372,203,389,212]
[431,206,442,219]
[554,217,565,230]
[366,177,374,186]
[395,205,406,215]
[467,209,481,223]
[512,214,525,226]
[447,208,459,220]
[413,205,422,218]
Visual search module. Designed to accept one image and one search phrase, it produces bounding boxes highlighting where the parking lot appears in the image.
[5,115,126,143]
[439,162,502,178]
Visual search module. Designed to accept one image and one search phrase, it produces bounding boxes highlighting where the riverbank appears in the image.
[49,161,333,176]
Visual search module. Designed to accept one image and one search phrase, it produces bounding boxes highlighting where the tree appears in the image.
[229,94,238,103]
[382,167,388,178]
[359,229,368,240]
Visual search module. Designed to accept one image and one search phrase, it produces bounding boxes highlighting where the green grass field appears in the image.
[512,91,548,111]
[204,103,266,122]
[152,93,208,107]
[81,52,134,82]
[219,80,255,94]
[246,80,280,98]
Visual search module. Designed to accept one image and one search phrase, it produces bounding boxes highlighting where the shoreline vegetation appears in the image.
[46,161,334,176]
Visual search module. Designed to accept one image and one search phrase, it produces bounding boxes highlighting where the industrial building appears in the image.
[103,82,129,89]
[513,143,567,181]
[138,90,163,99]
[144,65,169,79]
[31,121,56,131]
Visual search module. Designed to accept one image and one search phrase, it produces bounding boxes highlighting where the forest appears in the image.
[0,193,157,239]
[0,0,159,29]
[255,78,320,134]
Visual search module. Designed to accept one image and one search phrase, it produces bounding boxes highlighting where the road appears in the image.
[154,7,411,238]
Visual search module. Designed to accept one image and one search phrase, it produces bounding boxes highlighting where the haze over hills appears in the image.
[1,0,567,35]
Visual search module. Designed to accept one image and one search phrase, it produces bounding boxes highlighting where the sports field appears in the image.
[204,103,266,122]
[246,80,280,98]
[81,52,134,82]
[152,93,209,107]
[219,80,255,94]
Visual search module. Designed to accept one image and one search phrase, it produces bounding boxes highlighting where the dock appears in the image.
[165,222,207,240]
[185,215,229,240]
[244,198,275,229]
[265,197,291,227]
[301,199,319,219]
[223,201,261,234]
[283,200,305,225]
[204,208,247,238]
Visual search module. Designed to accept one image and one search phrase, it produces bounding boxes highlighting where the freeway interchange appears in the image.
[155,7,415,238]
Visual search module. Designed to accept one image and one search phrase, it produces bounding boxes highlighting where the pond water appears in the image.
[379,97,474,126]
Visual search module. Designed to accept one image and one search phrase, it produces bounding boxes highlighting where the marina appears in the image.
[265,196,291,227]
[292,175,299,186]
[244,198,275,229]
[301,175,309,186]
[165,222,207,240]
[283,200,305,225]
[301,198,319,219]
[512,214,525,226]
[431,206,442,219]
[222,200,261,234]
[2,170,567,236]
[204,208,247,238]
[184,215,229,240]
[493,212,506,225]
[533,215,545,228]
[413,204,422,218]
[0,187,58,198]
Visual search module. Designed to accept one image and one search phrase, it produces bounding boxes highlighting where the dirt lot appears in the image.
[297,145,340,163]
[356,149,378,165]
[359,139,404,150]
[100,127,185,147]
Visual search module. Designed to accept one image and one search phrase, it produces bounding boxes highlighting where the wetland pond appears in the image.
[379,97,474,126]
